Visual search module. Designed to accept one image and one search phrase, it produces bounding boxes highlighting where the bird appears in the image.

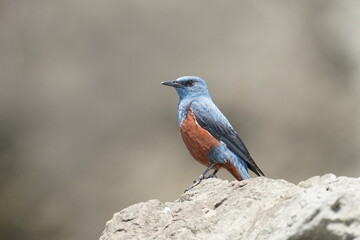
[161,76,264,192]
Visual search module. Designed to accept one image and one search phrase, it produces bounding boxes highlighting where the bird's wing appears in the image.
[190,99,265,176]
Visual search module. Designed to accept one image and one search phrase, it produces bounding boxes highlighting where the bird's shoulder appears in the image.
[189,98,233,129]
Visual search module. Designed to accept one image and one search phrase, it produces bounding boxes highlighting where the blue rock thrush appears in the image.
[161,76,264,191]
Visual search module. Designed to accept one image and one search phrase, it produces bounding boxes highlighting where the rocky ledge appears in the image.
[100,174,360,240]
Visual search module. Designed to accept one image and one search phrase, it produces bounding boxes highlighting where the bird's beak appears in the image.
[161,80,182,88]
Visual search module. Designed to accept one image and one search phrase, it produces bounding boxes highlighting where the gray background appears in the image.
[1,1,359,239]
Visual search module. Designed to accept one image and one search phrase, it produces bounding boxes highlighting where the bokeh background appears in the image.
[1,1,360,239]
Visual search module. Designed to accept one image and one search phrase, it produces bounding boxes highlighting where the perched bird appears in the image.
[161,76,264,191]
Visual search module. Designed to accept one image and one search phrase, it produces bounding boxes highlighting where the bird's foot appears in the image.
[184,175,204,192]
[184,164,218,192]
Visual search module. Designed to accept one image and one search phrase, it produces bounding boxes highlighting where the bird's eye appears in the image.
[183,80,194,87]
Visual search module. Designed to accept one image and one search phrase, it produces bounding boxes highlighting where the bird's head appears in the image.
[161,76,210,100]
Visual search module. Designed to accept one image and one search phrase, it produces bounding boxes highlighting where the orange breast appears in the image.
[180,108,221,169]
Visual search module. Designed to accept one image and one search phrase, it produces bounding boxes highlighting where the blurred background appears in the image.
[1,1,360,239]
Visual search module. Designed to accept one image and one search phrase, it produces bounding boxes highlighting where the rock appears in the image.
[100,174,360,240]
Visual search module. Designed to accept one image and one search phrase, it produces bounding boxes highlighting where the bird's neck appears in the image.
[176,88,210,101]
[176,95,210,125]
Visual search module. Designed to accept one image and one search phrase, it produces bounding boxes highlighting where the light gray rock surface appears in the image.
[100,174,360,240]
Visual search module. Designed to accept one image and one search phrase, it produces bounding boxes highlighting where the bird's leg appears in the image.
[206,169,219,179]
[184,163,217,192]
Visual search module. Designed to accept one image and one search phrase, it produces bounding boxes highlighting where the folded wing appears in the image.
[190,100,265,176]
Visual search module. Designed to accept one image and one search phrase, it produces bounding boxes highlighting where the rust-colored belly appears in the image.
[180,108,220,169]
